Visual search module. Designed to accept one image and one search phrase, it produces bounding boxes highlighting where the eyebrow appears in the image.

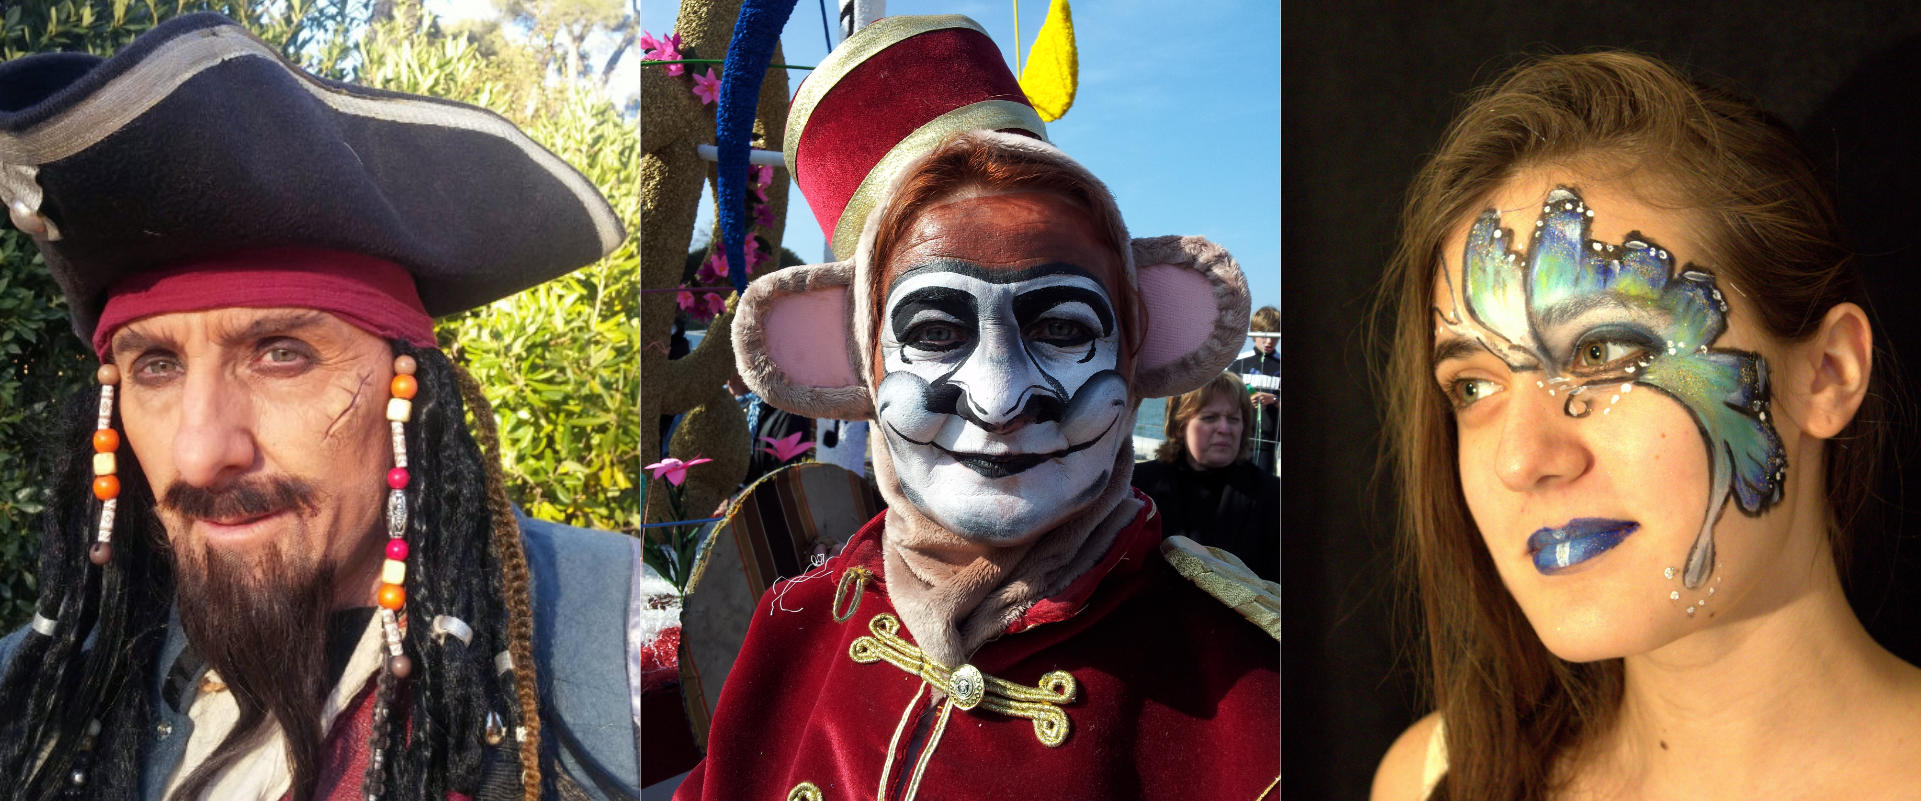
[1431,335,1490,367]
[1012,284,1115,336]
[885,259,1103,297]
[112,309,332,356]
[890,287,978,337]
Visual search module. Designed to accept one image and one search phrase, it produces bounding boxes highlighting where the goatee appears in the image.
[167,541,336,801]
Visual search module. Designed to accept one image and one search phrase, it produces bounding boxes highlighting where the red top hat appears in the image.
[784,15,1048,259]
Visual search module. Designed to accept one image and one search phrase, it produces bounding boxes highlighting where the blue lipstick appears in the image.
[1528,518,1639,574]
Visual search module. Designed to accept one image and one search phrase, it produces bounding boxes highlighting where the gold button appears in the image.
[950,664,985,710]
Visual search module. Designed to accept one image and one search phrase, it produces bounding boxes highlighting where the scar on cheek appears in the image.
[323,370,376,440]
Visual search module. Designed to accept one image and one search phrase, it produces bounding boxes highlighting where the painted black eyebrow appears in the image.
[890,287,978,339]
[1012,285,1114,336]
[885,259,1103,297]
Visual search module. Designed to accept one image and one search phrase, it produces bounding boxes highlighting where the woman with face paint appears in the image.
[1370,53,1921,800]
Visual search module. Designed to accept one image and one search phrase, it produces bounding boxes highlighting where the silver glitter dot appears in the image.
[1669,591,1680,601]
[1708,587,1716,596]
[1664,567,1677,580]
[1686,606,1697,616]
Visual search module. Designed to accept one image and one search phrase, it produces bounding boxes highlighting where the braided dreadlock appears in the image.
[0,342,551,801]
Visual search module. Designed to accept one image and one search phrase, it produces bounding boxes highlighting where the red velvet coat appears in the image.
[676,491,1279,800]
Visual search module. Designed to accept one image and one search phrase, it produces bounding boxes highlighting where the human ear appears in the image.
[731,261,875,420]
[1788,302,1872,439]
[1132,235,1252,398]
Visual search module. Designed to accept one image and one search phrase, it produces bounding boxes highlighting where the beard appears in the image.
[165,506,337,801]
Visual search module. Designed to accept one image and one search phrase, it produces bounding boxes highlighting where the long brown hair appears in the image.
[1379,52,1884,800]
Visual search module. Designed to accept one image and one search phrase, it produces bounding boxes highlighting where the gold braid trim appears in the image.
[788,781,824,801]
[848,613,1078,746]
[831,566,871,622]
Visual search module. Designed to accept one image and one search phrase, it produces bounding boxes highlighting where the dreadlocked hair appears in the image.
[0,383,171,801]
[450,357,544,800]
[0,342,552,801]
[364,342,548,801]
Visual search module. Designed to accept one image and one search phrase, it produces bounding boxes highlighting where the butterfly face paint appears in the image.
[1436,187,1786,589]
[874,260,1130,543]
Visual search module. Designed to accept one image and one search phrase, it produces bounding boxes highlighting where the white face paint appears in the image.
[875,261,1130,542]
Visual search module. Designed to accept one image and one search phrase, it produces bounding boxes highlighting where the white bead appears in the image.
[382,560,407,585]
[92,452,115,476]
[386,398,412,422]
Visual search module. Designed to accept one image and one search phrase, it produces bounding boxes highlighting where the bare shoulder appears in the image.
[1371,711,1442,801]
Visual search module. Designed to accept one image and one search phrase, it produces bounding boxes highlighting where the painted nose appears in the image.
[1492,384,1591,492]
[170,369,258,489]
[945,318,1057,432]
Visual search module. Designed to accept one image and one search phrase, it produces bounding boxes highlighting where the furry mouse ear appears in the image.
[1131,235,1252,398]
[732,261,876,420]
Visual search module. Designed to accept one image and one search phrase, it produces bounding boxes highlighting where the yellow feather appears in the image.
[1018,0,1078,122]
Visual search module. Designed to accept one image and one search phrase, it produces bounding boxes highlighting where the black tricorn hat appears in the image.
[0,12,625,341]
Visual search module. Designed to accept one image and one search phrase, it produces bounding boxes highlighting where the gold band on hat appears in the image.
[783,14,990,181]
[828,99,1047,258]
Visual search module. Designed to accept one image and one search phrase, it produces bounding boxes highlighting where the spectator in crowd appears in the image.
[1133,372,1279,581]
[1231,305,1279,473]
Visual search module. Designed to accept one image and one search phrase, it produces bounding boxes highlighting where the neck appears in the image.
[1581,542,1920,797]
[871,432,1139,668]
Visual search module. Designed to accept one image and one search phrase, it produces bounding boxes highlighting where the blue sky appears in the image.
[642,0,1280,319]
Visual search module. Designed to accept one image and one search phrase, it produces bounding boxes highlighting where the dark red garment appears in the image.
[675,491,1280,800]
[299,676,472,801]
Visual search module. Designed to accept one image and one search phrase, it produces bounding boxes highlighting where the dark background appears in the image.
[1282,2,1921,797]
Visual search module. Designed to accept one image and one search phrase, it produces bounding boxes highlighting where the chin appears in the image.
[1522,597,1689,663]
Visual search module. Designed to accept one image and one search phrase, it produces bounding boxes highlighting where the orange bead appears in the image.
[92,475,119,501]
[377,583,406,610]
[390,374,417,400]
[92,429,119,453]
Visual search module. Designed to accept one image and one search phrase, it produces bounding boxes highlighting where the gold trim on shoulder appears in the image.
[784,15,989,180]
[788,781,824,801]
[828,100,1047,259]
[848,613,1078,746]
[832,565,872,622]
[1160,535,1280,640]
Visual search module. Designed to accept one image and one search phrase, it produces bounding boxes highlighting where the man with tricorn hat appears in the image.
[680,15,1279,800]
[0,13,639,801]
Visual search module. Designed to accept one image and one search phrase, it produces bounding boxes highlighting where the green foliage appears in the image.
[0,0,640,630]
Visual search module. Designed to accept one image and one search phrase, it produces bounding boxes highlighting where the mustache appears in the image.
[162,477,318,522]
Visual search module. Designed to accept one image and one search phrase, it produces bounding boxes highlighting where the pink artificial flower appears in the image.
[695,260,718,284]
[752,201,777,230]
[743,236,766,274]
[759,431,815,462]
[691,67,721,105]
[645,455,714,487]
[750,164,773,203]
[705,250,729,278]
[701,291,728,317]
[641,31,685,76]
[676,289,697,312]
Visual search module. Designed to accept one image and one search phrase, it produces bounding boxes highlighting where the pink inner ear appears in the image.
[1135,263,1221,373]
[764,285,859,388]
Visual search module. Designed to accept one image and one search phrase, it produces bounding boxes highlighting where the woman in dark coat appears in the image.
[1133,372,1279,581]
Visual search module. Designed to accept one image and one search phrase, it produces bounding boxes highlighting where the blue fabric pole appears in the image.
[715,0,801,296]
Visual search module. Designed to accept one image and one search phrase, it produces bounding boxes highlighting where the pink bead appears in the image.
[387,467,409,489]
[386,539,409,560]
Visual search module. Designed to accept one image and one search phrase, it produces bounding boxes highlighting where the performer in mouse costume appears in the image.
[0,14,638,801]
[679,15,1278,800]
